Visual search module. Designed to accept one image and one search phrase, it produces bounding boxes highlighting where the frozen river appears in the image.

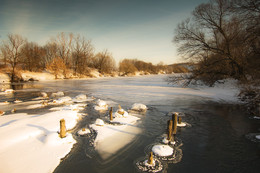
[1,75,260,173]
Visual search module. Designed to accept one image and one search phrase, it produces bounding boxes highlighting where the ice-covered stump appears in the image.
[14,99,22,103]
[59,119,66,138]
[136,156,162,172]
[11,108,17,113]
[0,110,5,116]
[77,128,91,136]
[152,145,173,157]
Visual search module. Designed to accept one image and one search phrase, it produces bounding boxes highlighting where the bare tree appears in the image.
[119,59,138,75]
[173,0,252,85]
[46,57,66,79]
[52,32,74,78]
[92,50,116,74]
[72,35,94,76]
[21,42,45,71]
[1,34,26,82]
[43,42,59,67]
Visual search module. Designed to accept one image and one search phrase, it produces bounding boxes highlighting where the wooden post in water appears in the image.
[109,107,113,121]
[167,120,173,140]
[59,119,66,138]
[178,116,182,124]
[172,113,178,135]
[148,152,153,165]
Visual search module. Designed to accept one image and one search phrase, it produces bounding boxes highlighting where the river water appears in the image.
[1,75,260,173]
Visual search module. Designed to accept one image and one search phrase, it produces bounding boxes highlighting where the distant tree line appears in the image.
[169,0,260,87]
[0,32,189,81]
[119,59,188,76]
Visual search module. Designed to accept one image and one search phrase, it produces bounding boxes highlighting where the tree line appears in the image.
[0,33,118,81]
[169,0,259,87]
[0,32,189,81]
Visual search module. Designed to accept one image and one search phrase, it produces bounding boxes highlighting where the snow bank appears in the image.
[21,71,55,81]
[0,73,10,83]
[0,110,79,173]
[152,145,173,157]
[131,103,147,112]
[90,114,141,159]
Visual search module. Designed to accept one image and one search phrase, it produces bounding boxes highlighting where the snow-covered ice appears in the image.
[73,94,93,103]
[94,99,108,111]
[52,96,72,105]
[152,145,174,157]
[90,114,141,159]
[162,137,176,145]
[177,122,187,127]
[0,110,79,173]
[131,103,147,112]
[51,91,65,97]
[95,118,105,126]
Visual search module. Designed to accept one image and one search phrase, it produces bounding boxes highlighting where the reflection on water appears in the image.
[1,75,260,173]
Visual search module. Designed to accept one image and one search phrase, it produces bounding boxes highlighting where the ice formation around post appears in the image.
[152,145,174,157]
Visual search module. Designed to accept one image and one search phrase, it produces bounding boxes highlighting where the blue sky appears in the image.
[0,0,207,64]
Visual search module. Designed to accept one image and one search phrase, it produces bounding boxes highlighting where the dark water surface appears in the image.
[1,75,259,173]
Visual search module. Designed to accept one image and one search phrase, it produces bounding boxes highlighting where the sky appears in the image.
[0,0,208,65]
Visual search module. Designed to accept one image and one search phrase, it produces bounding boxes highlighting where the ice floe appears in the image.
[152,144,174,157]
